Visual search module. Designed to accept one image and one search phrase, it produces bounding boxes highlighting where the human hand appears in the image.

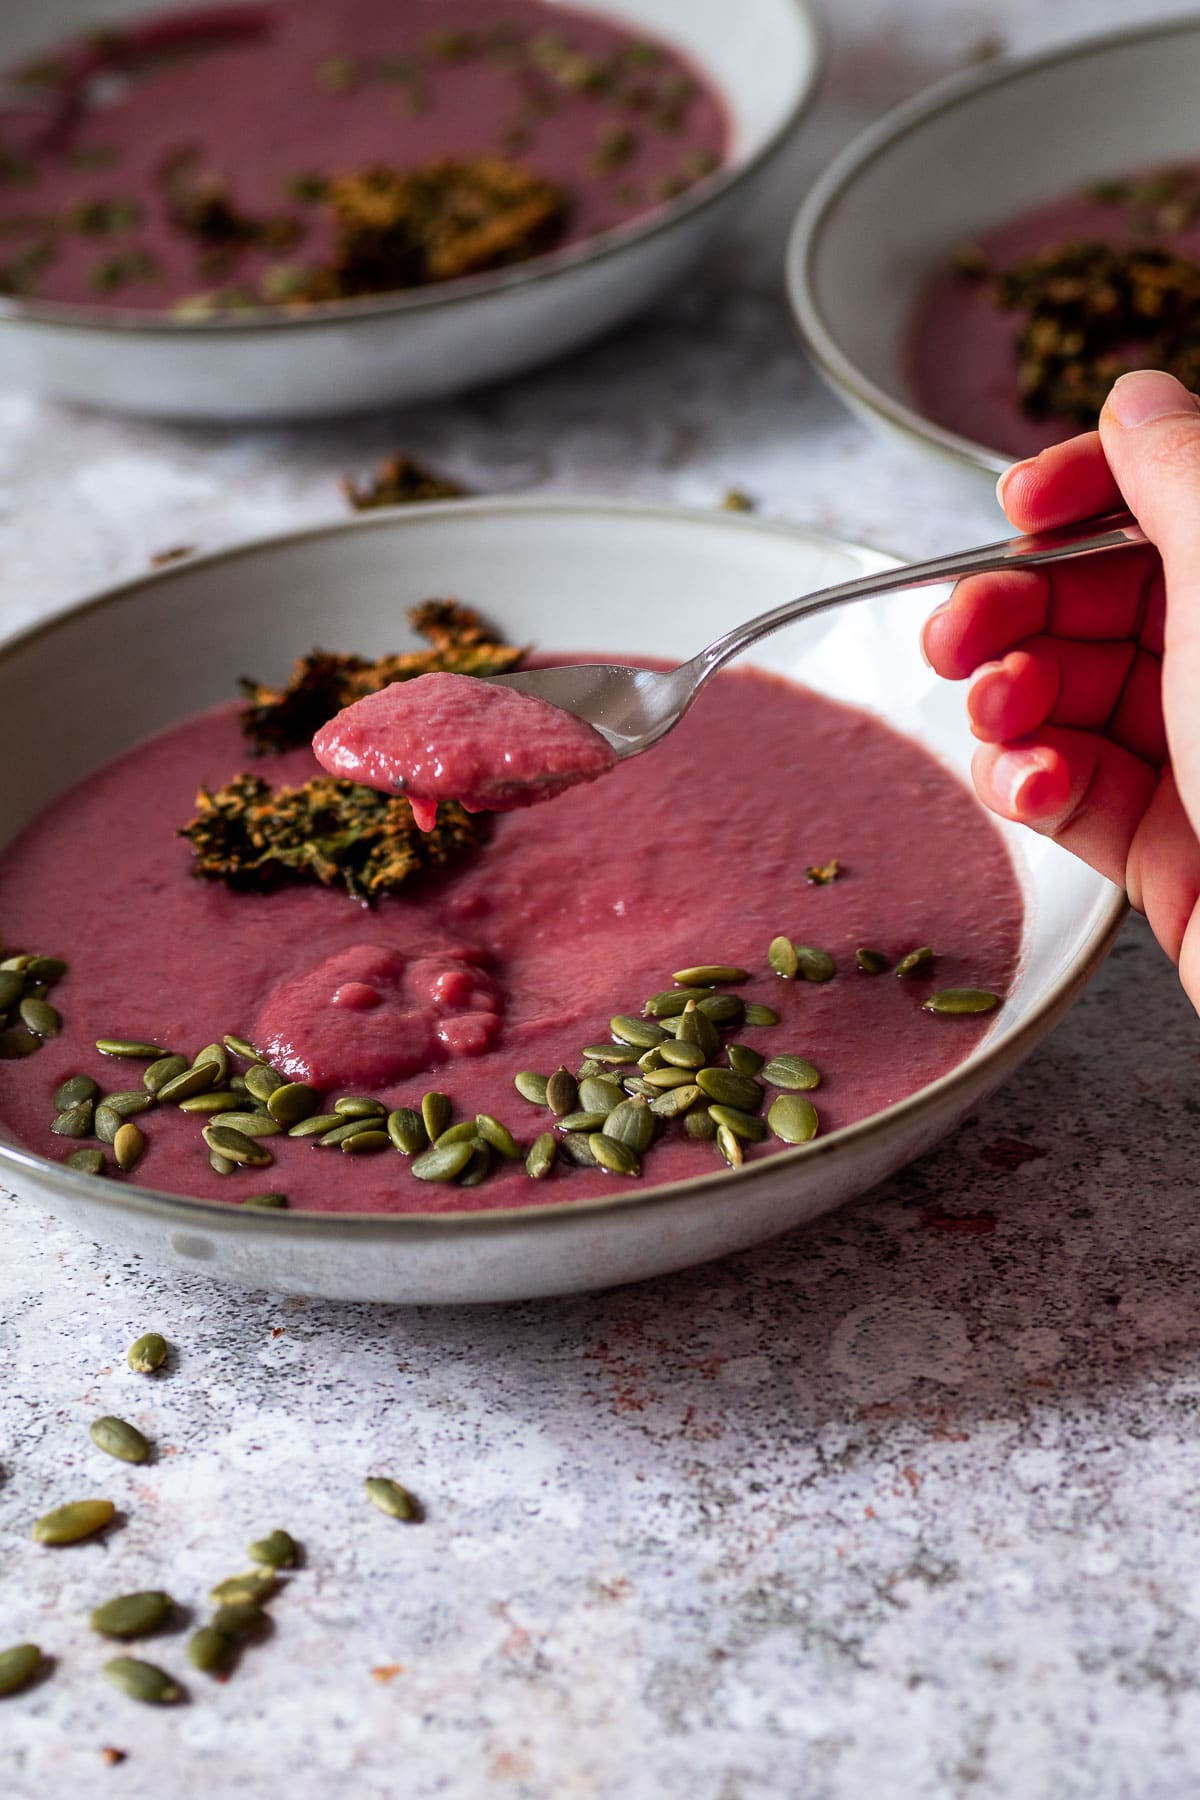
[922,368,1200,1013]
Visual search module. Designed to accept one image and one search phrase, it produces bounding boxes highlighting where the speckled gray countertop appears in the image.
[4,2,1200,1795]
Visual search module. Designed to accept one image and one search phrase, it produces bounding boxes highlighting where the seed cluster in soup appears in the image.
[0,0,728,313]
[0,654,1023,1215]
[908,161,1200,457]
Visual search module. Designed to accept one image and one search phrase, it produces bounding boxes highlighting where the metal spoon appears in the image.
[485,509,1147,756]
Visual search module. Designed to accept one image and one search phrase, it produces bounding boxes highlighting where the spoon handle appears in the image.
[692,509,1148,685]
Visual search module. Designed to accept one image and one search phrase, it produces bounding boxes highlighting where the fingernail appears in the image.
[995,458,1032,508]
[919,599,950,669]
[1108,369,1200,428]
[992,747,1060,820]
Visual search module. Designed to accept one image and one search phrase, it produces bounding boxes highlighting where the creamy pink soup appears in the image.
[0,0,728,311]
[0,664,1023,1214]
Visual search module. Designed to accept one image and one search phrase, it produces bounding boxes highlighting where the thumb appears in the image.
[1099,369,1200,835]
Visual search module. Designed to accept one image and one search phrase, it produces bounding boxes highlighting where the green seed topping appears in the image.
[768,935,799,980]
[187,1626,233,1674]
[26,956,67,983]
[677,1001,720,1060]
[143,1054,188,1093]
[727,1043,765,1076]
[202,1124,273,1167]
[526,1132,557,1179]
[716,1123,743,1168]
[210,1568,276,1605]
[242,1192,289,1208]
[589,1133,640,1176]
[288,1112,341,1138]
[855,947,889,975]
[476,1115,521,1159]
[636,1046,665,1071]
[103,1656,183,1705]
[639,1066,698,1092]
[209,1151,236,1176]
[643,987,712,1018]
[248,1528,297,1568]
[244,1063,286,1102]
[695,1067,763,1112]
[333,1095,386,1119]
[696,993,745,1027]
[658,1040,705,1071]
[577,1075,623,1115]
[795,945,836,983]
[54,1074,99,1111]
[91,1590,173,1640]
[894,946,934,979]
[458,1142,491,1188]
[0,1029,43,1058]
[112,1123,145,1173]
[341,1129,389,1155]
[707,1104,768,1143]
[95,1039,166,1059]
[223,1033,261,1061]
[0,1643,42,1697]
[514,1071,549,1104]
[685,1109,718,1141]
[213,1112,281,1138]
[412,1141,473,1183]
[421,1091,452,1141]
[579,1043,640,1065]
[365,1476,420,1521]
[66,1148,106,1175]
[32,1498,115,1544]
[0,970,23,1012]
[90,1415,150,1464]
[19,997,60,1036]
[192,1042,229,1083]
[559,1131,597,1168]
[157,1063,219,1104]
[602,1096,656,1152]
[761,1055,820,1092]
[922,988,1000,1015]
[648,1083,701,1119]
[178,1091,243,1115]
[267,1081,319,1125]
[672,964,749,986]
[609,1014,666,1049]
[435,1120,481,1148]
[94,1102,123,1144]
[767,1094,820,1143]
[557,1110,610,1133]
[545,1067,578,1118]
[105,1091,155,1118]
[386,1107,427,1154]
[51,1100,95,1139]
[128,1332,167,1374]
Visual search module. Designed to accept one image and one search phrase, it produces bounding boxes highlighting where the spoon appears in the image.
[485,509,1148,756]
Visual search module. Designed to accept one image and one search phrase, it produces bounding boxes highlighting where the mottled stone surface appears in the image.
[3,2,1200,1795]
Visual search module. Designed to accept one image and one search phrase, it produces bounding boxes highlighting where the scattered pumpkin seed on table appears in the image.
[91,1415,150,1464]
[365,1476,420,1521]
[128,1331,168,1374]
[32,1498,115,1544]
[187,1626,233,1675]
[90,1591,173,1640]
[248,1528,298,1569]
[0,1643,42,1697]
[211,1568,276,1606]
[103,1657,184,1705]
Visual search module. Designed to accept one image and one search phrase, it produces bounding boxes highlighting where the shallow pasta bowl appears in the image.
[0,0,821,420]
[787,16,1200,475]
[0,500,1125,1303]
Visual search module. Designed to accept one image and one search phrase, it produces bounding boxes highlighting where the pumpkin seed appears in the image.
[685,1107,718,1140]
[677,1002,720,1059]
[178,1091,243,1115]
[922,988,1000,1015]
[90,1415,150,1464]
[242,1192,288,1209]
[636,1046,666,1071]
[727,1043,765,1076]
[187,1626,233,1674]
[385,1108,426,1154]
[202,1125,272,1168]
[144,1054,188,1093]
[421,1091,452,1140]
[555,1110,606,1133]
[94,1103,123,1143]
[157,1063,220,1103]
[526,1131,558,1179]
[16,997,58,1036]
[643,987,712,1018]
[0,1029,41,1058]
[895,946,934,979]
[621,1076,659,1099]
[32,1498,115,1544]
[576,1059,605,1080]
[214,1112,281,1138]
[341,1129,389,1155]
[192,1042,229,1082]
[458,1141,491,1187]
[112,1122,145,1172]
[696,1067,763,1111]
[580,1043,640,1065]
[435,1120,481,1148]
[248,1529,297,1569]
[412,1141,473,1182]
[514,1071,549,1105]
[365,1476,420,1520]
[210,1568,276,1605]
[559,1131,597,1168]
[672,965,749,986]
[66,1148,106,1175]
[696,993,744,1026]
[708,1104,768,1143]
[222,1032,260,1060]
[761,1055,820,1092]
[105,1091,156,1118]
[659,1040,705,1071]
[91,1591,173,1640]
[609,1013,667,1050]
[589,1133,640,1176]
[54,1073,99,1111]
[641,1065,700,1092]
[767,1094,819,1143]
[128,1332,167,1374]
[288,1112,341,1138]
[0,953,33,970]
[476,1115,521,1159]
[0,970,25,1012]
[603,1096,656,1149]
[96,1039,166,1059]
[51,1100,95,1138]
[244,1063,286,1102]
[103,1657,184,1705]
[0,1643,41,1697]
[648,1083,702,1120]
[209,1151,235,1176]
[265,1081,317,1125]
[716,1124,743,1168]
[545,1067,577,1118]
[768,935,799,980]
[795,945,835,983]
[317,1118,378,1147]
[27,956,67,984]
[333,1095,385,1119]
[856,947,889,975]
[578,1076,623,1115]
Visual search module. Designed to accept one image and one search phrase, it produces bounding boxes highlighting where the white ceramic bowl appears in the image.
[0,0,821,420]
[787,17,1200,475]
[0,500,1125,1302]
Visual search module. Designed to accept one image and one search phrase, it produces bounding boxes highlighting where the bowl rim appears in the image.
[786,13,1200,476]
[0,0,823,338]
[0,495,1128,1244]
